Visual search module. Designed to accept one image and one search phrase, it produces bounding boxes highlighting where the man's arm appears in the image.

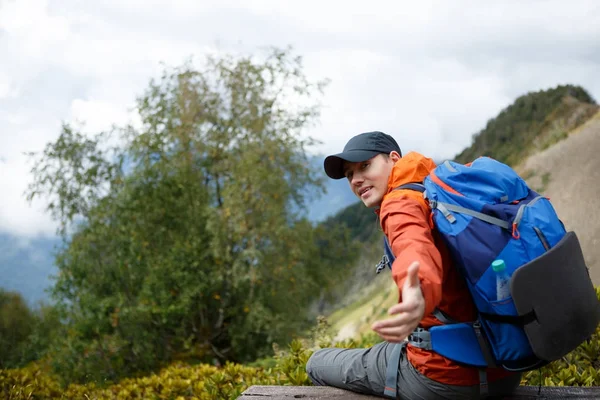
[382,193,443,316]
[371,193,444,342]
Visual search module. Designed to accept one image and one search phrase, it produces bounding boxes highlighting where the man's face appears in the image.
[343,154,395,208]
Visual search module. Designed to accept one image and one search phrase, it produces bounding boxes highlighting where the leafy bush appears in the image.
[0,290,61,369]
[1,294,599,399]
[0,289,35,369]
[0,316,377,399]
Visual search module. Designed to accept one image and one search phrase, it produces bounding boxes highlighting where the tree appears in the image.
[0,289,35,368]
[0,290,60,368]
[26,47,350,384]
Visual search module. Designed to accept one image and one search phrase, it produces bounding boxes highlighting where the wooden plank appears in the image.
[238,385,381,399]
[238,385,600,399]
[505,385,600,399]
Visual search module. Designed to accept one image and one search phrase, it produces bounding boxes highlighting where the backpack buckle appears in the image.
[375,254,390,274]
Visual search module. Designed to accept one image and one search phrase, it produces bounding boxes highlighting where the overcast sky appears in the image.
[1,0,600,238]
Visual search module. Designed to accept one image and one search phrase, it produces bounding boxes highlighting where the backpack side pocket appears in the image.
[511,232,600,361]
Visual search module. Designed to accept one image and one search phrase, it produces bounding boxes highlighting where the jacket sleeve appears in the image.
[379,191,443,317]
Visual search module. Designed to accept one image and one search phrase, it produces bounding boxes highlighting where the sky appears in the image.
[1,0,600,239]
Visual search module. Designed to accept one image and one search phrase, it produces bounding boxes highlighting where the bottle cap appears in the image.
[491,259,506,272]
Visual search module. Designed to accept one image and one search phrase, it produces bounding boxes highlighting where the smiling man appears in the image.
[305,131,520,399]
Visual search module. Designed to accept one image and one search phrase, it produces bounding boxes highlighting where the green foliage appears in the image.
[0,316,381,399]
[455,84,598,166]
[0,289,35,369]
[322,201,379,243]
[0,290,61,369]
[1,360,279,400]
[273,339,313,386]
[1,299,598,399]
[23,47,356,385]
[15,303,62,368]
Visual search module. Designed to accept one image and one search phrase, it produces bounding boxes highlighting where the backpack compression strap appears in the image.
[383,343,403,398]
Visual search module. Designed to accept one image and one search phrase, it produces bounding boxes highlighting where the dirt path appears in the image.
[518,111,600,285]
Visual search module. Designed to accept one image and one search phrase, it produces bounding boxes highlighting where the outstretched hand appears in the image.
[371,261,425,343]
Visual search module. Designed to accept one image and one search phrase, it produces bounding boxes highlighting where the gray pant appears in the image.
[306,341,522,399]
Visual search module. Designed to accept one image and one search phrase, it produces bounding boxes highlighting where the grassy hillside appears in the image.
[308,202,387,318]
[455,84,597,165]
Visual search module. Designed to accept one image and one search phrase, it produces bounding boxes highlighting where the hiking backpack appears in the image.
[378,156,600,373]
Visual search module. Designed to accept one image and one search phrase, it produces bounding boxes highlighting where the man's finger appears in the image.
[373,325,413,338]
[375,329,412,343]
[378,335,409,343]
[377,334,406,343]
[405,261,420,289]
[372,313,415,330]
[388,301,418,315]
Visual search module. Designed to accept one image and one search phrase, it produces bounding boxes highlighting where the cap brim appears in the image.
[323,150,381,179]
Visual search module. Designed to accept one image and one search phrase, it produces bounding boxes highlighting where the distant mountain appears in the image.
[304,162,359,222]
[0,232,60,306]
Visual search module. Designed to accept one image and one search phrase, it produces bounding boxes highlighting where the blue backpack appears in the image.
[378,157,600,374]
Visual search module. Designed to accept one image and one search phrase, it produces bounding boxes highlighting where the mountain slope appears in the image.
[455,85,597,166]
[517,110,600,284]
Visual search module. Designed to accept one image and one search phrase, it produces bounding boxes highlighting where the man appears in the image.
[306,131,521,399]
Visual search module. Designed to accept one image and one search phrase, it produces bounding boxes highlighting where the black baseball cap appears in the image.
[324,131,402,179]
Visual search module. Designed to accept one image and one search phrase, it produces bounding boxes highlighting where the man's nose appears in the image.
[351,172,363,186]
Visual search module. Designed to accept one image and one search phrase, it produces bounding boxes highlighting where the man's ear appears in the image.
[389,151,401,162]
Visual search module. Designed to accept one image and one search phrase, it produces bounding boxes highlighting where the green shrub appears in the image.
[0,290,61,369]
[1,288,598,399]
[0,289,35,369]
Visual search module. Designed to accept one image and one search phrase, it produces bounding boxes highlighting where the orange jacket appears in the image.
[377,152,515,386]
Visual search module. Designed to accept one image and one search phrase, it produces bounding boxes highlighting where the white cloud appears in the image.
[0,0,70,57]
[69,98,137,133]
[1,0,600,237]
[0,72,18,99]
[0,150,57,237]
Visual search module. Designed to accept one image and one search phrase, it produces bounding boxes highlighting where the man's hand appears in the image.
[371,261,425,343]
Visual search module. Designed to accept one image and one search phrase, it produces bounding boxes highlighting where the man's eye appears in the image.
[346,172,353,180]
[361,162,369,169]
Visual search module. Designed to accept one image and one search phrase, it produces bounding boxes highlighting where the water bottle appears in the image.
[492,259,511,300]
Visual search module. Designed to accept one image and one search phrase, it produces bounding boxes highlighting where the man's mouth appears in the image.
[359,187,372,196]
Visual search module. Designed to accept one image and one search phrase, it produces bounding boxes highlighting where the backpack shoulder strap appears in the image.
[376,182,427,275]
[393,182,425,193]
